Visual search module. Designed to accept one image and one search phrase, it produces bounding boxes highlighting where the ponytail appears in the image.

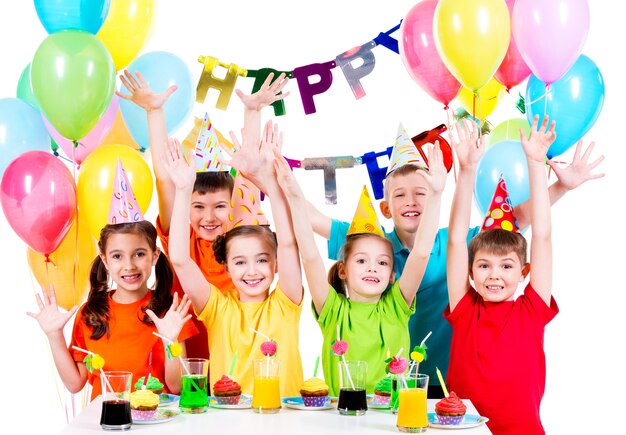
[327,261,347,296]
[82,256,111,340]
[141,253,174,323]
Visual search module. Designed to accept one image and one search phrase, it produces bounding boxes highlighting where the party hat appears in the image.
[386,123,427,176]
[194,112,229,172]
[227,173,268,229]
[481,174,519,232]
[347,185,385,237]
[108,159,144,225]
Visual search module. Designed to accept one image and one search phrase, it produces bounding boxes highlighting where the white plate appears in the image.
[158,394,180,407]
[428,413,489,429]
[133,408,180,425]
[366,394,390,409]
[281,396,337,411]
[208,394,252,409]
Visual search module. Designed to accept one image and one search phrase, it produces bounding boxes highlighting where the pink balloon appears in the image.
[1,151,76,256]
[494,0,531,91]
[512,0,589,85]
[44,95,119,166]
[399,0,461,108]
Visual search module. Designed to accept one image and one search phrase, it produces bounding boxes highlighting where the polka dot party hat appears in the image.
[481,174,519,233]
[385,123,427,176]
[347,185,385,237]
[108,159,145,225]
[227,173,268,229]
[193,112,229,172]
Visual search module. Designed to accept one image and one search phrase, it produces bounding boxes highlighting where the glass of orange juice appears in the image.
[252,359,281,413]
[396,374,429,433]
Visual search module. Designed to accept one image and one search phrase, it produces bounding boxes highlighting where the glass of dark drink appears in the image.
[100,371,132,430]
[337,360,368,416]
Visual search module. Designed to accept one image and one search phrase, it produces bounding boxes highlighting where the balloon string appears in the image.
[444,107,458,185]
[525,85,551,107]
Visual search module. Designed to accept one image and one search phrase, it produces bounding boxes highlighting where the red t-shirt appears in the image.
[156,217,234,359]
[444,284,558,435]
[69,291,198,400]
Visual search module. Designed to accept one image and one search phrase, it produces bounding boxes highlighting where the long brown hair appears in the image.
[81,221,174,340]
[212,225,277,265]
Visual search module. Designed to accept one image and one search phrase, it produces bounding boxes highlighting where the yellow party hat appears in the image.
[386,123,427,176]
[227,173,269,229]
[347,185,385,237]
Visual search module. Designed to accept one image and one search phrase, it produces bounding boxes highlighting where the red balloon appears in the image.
[494,0,531,90]
[399,0,461,108]
[1,151,76,256]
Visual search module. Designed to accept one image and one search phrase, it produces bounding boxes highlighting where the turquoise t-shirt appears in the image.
[327,219,480,386]
[315,281,415,396]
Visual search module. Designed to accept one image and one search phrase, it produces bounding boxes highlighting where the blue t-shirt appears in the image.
[327,219,480,385]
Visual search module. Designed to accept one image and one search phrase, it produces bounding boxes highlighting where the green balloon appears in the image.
[31,30,115,141]
[16,64,41,111]
[487,118,531,149]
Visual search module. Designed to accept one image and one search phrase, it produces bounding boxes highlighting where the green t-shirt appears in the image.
[315,281,415,396]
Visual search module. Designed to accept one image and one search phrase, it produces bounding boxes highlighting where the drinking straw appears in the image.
[248,327,271,340]
[228,351,238,377]
[313,355,320,378]
[249,327,272,377]
[420,331,433,348]
[152,332,192,377]
[435,367,449,398]
[72,346,114,394]
[336,325,354,389]
[409,330,432,376]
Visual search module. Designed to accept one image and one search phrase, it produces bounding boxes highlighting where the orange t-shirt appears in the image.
[69,291,198,400]
[156,217,234,359]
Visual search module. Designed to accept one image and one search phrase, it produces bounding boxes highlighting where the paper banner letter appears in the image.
[361,146,394,200]
[373,22,401,54]
[196,55,247,109]
[292,61,336,115]
[336,41,376,100]
[302,156,357,204]
[247,68,293,116]
[411,124,453,173]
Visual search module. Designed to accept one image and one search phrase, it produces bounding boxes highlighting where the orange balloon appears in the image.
[102,109,141,151]
[27,215,97,310]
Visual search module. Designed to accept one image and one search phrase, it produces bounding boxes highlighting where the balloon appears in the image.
[31,30,116,141]
[77,144,153,239]
[487,118,530,149]
[45,95,119,166]
[456,77,505,120]
[119,51,194,151]
[512,0,589,85]
[102,109,141,151]
[526,54,604,159]
[27,215,97,310]
[16,64,41,111]
[1,151,76,256]
[399,0,461,107]
[34,0,111,34]
[474,140,529,216]
[0,98,51,175]
[97,0,155,70]
[434,0,510,91]
[494,0,531,90]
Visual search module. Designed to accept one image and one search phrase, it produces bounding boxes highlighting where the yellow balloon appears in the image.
[78,144,153,239]
[434,0,510,91]
[457,77,506,120]
[27,216,97,310]
[97,0,155,71]
[102,109,142,152]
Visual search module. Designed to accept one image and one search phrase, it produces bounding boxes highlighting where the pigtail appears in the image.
[141,252,174,323]
[212,234,227,264]
[328,261,347,296]
[82,256,111,340]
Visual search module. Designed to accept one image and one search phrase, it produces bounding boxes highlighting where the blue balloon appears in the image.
[34,0,110,34]
[119,51,194,152]
[526,54,604,159]
[0,98,52,176]
[474,140,530,216]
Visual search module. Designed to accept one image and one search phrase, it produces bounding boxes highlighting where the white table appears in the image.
[59,396,492,434]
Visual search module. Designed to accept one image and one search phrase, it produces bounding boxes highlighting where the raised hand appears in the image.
[418,141,447,195]
[146,293,193,343]
[162,137,196,190]
[27,285,78,337]
[273,146,302,200]
[235,72,290,112]
[116,70,177,112]
[450,118,483,169]
[520,115,557,163]
[548,139,605,190]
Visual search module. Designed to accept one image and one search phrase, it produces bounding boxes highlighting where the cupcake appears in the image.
[435,391,467,425]
[372,375,392,405]
[130,389,160,421]
[134,375,164,395]
[213,375,242,405]
[299,377,329,407]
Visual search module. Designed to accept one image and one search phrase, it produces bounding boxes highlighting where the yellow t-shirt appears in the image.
[197,284,303,397]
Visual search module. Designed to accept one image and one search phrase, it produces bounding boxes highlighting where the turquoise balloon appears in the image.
[34,0,111,34]
[0,98,52,175]
[474,140,530,216]
[526,54,604,159]
[119,51,194,151]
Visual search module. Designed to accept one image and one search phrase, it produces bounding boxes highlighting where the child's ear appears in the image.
[152,247,161,266]
[521,263,531,280]
[338,262,347,280]
[99,253,108,270]
[389,270,396,285]
[380,200,392,219]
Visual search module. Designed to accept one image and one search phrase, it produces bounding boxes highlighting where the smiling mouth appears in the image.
[243,278,264,287]
[122,274,141,282]
[200,224,220,231]
[486,285,504,291]
[402,211,421,217]
[362,277,380,283]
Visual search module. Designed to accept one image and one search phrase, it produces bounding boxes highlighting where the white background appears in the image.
[1,1,624,433]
